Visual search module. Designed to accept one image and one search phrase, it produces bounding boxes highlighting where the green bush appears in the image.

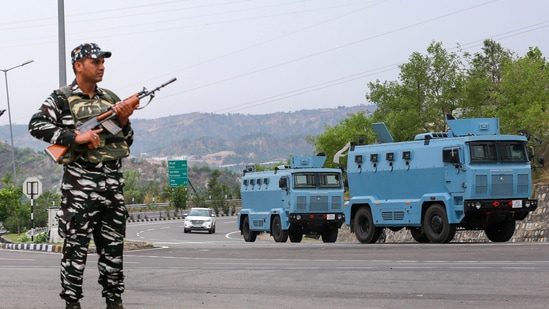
[33,232,48,243]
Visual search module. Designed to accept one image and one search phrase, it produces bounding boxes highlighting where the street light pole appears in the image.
[1,59,34,184]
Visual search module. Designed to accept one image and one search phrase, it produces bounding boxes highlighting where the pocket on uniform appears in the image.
[57,195,81,238]
[56,207,74,238]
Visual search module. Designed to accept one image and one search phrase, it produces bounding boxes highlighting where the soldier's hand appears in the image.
[75,128,103,149]
[114,98,138,127]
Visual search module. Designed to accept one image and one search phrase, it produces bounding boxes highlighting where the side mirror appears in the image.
[450,152,460,164]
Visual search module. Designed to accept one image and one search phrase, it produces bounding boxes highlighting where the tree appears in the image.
[143,180,162,203]
[306,112,373,168]
[171,185,187,215]
[123,170,144,204]
[0,177,25,234]
[191,191,207,209]
[207,170,224,215]
[368,41,465,140]
[30,191,62,229]
[220,184,230,215]
[460,39,514,117]
[495,47,549,138]
[310,39,549,178]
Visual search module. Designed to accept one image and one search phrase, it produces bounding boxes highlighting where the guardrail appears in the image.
[126,200,242,221]
[126,199,242,209]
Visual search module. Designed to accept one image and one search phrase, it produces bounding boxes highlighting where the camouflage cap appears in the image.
[71,43,112,65]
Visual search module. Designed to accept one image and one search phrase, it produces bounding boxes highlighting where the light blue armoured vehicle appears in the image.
[238,155,345,243]
[335,117,538,243]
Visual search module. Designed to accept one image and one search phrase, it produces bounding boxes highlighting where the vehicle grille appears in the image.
[297,196,307,210]
[491,174,513,197]
[332,196,342,210]
[310,196,328,211]
[296,195,341,211]
[382,211,405,220]
[475,173,527,197]
[475,175,487,195]
[517,174,529,194]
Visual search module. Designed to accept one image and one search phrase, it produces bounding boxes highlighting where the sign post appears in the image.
[168,160,188,187]
[23,177,42,241]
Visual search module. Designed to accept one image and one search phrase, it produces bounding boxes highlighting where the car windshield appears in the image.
[189,209,210,217]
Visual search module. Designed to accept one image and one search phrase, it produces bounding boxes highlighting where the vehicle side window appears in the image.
[443,148,460,163]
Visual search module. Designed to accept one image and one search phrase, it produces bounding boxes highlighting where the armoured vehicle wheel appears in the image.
[271,216,289,242]
[242,216,257,242]
[410,227,429,243]
[485,217,515,242]
[423,204,456,243]
[321,227,338,243]
[289,232,303,243]
[353,207,382,243]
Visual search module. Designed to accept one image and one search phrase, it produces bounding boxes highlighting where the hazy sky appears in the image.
[1,0,548,125]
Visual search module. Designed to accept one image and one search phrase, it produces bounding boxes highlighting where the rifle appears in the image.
[45,78,177,163]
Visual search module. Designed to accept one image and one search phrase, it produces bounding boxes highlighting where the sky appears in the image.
[1,0,549,126]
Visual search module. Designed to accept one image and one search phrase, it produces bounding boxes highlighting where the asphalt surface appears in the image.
[1,217,548,309]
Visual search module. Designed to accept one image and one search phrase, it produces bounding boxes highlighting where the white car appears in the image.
[184,208,216,234]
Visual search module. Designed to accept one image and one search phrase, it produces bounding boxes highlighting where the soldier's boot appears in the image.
[106,299,124,309]
[65,302,81,309]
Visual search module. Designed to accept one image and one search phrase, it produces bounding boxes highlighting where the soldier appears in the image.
[28,43,136,309]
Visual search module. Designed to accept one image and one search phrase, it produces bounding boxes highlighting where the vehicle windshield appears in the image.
[293,172,341,189]
[469,141,527,163]
[189,209,210,217]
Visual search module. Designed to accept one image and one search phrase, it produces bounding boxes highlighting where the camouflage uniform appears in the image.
[28,80,133,305]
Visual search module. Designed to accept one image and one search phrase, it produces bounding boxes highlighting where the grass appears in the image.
[2,233,26,243]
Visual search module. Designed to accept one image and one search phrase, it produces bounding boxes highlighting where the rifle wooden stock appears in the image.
[97,94,140,121]
[45,144,69,163]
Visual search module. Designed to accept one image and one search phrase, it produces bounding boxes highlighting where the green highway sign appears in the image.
[168,160,188,187]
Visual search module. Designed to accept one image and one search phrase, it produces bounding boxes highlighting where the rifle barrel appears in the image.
[162,77,177,87]
[137,78,177,99]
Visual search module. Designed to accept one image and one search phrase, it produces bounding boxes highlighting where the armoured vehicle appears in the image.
[238,155,345,243]
[335,117,538,243]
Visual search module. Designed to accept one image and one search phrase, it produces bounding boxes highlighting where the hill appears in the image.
[0,105,372,189]
[3,105,372,166]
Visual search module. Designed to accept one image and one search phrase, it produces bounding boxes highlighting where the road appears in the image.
[1,216,548,309]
